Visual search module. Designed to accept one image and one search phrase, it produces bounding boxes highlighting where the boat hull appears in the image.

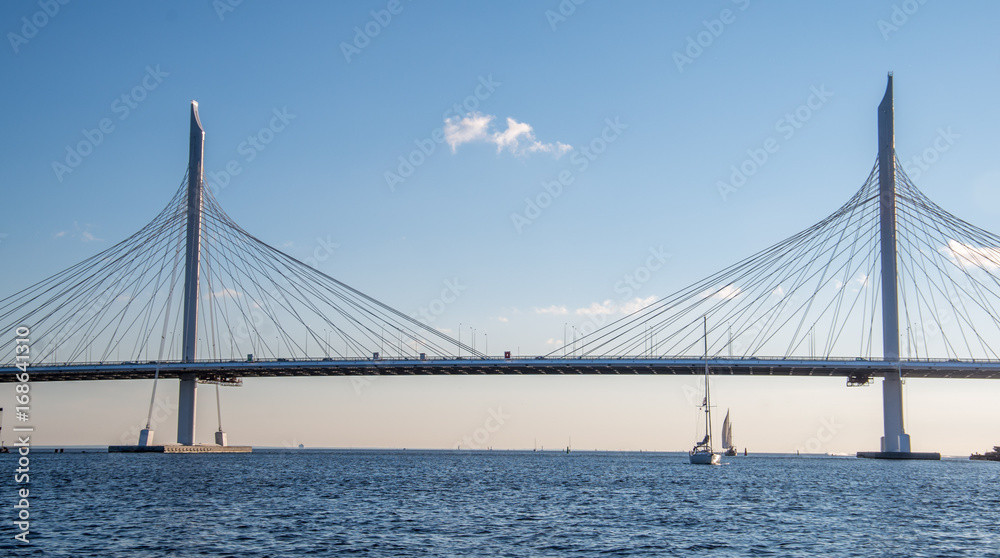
[689,452,721,465]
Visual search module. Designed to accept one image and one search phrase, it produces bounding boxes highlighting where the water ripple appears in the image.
[1,451,998,557]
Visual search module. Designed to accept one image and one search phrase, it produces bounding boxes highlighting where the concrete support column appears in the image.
[178,101,204,445]
[177,373,198,445]
[877,73,908,453]
[881,372,909,452]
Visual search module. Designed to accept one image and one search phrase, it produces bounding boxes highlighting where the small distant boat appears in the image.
[722,410,737,457]
[0,407,7,453]
[970,446,1000,462]
[689,318,721,465]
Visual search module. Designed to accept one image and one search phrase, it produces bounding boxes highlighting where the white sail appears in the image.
[721,410,732,449]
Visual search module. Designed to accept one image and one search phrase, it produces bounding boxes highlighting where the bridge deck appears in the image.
[2,357,1000,382]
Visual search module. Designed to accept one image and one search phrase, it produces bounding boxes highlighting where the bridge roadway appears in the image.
[2,357,1000,382]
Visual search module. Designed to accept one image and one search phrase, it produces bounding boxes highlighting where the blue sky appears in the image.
[2,0,1000,453]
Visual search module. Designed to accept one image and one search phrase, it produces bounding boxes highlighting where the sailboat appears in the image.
[722,410,737,456]
[0,407,7,452]
[689,318,721,465]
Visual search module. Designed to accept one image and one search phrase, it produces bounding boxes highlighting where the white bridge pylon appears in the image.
[876,74,908,454]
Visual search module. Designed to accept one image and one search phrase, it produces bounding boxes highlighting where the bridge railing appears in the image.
[18,354,1000,368]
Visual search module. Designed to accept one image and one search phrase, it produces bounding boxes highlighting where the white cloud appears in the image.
[576,300,616,316]
[545,338,561,345]
[940,239,1000,271]
[444,113,571,158]
[619,295,658,314]
[700,284,742,300]
[772,286,785,298]
[497,316,509,323]
[835,274,867,292]
[575,296,658,316]
[534,305,568,315]
[492,117,532,153]
[53,222,103,242]
[444,112,493,152]
[212,288,242,299]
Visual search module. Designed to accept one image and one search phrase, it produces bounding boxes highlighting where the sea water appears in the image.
[2,450,998,557]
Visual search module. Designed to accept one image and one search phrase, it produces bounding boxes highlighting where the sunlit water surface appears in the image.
[2,450,999,557]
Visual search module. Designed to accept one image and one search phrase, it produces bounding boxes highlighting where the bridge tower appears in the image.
[865,73,940,460]
[877,73,910,454]
[177,101,204,445]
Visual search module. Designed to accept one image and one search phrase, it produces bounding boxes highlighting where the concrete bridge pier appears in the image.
[858,74,938,461]
[881,371,909,453]
[177,101,204,447]
[177,373,198,446]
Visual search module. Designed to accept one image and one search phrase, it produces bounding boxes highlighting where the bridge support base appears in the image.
[177,374,197,445]
[109,444,251,453]
[138,428,154,447]
[857,451,940,460]
[881,374,908,452]
[857,374,939,460]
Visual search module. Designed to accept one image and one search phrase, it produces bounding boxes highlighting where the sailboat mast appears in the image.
[704,317,712,449]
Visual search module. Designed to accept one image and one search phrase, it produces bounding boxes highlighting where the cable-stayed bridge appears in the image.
[3,75,1000,456]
